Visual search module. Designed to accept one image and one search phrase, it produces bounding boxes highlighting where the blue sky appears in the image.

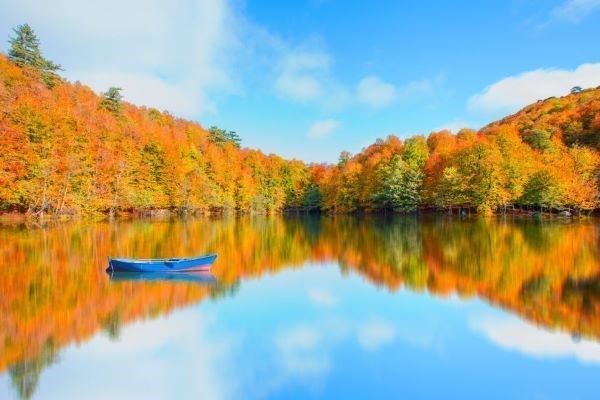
[1,0,599,162]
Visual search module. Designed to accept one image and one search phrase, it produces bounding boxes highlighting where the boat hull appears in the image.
[106,254,217,273]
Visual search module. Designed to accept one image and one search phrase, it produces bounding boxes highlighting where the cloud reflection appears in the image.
[471,316,600,364]
[51,309,237,400]
[356,320,396,351]
[276,325,331,376]
[307,288,338,308]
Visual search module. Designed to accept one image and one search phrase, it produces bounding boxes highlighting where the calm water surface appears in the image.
[0,216,599,399]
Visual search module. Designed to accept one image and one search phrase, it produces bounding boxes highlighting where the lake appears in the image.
[0,215,599,399]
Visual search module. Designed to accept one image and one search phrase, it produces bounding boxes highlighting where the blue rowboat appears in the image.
[106,254,217,273]
[108,270,217,284]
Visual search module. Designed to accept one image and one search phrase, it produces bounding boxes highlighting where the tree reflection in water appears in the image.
[0,216,598,398]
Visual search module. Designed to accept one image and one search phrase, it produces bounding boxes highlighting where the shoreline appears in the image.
[1,207,597,225]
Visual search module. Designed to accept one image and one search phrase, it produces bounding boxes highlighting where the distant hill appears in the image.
[311,87,600,214]
[481,87,600,150]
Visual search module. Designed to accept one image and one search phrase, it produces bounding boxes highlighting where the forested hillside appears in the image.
[0,25,598,217]
[0,30,312,217]
[482,88,600,150]
[312,89,600,214]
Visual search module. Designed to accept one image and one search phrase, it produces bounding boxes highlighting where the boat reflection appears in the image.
[107,270,217,284]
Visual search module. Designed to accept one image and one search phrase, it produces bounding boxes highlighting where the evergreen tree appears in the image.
[8,24,62,87]
[208,126,241,148]
[338,151,351,166]
[99,87,123,114]
[226,130,242,148]
[302,183,322,211]
[571,86,583,94]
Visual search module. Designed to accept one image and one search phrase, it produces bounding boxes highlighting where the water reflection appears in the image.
[107,271,217,284]
[0,216,599,398]
[7,341,57,400]
[470,315,600,364]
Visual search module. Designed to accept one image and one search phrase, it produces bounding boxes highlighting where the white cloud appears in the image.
[0,0,443,122]
[357,75,397,108]
[356,320,396,351]
[471,315,600,364]
[274,49,330,102]
[552,0,600,23]
[356,75,444,109]
[308,288,338,308]
[307,119,340,139]
[276,74,323,102]
[275,53,439,112]
[468,63,600,115]
[0,0,240,117]
[273,45,352,110]
[76,70,210,115]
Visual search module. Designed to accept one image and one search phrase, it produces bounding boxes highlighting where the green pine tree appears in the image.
[8,24,62,87]
[99,87,123,114]
[208,126,241,148]
[302,184,322,211]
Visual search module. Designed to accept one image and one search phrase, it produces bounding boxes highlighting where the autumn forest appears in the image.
[1,25,599,217]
